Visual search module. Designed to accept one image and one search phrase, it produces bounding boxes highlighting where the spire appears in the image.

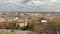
[16,11,20,18]
[14,11,19,20]
[16,11,19,17]
[16,11,18,16]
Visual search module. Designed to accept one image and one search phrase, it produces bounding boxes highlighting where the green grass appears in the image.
[0,32,12,34]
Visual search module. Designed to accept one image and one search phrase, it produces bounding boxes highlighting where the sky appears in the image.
[0,0,60,12]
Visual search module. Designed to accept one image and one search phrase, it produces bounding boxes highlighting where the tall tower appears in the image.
[16,11,20,18]
[14,11,19,20]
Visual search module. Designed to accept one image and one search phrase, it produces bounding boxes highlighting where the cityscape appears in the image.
[0,12,60,22]
[0,0,60,34]
[0,12,60,34]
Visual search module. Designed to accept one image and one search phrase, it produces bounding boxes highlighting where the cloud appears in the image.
[50,0,57,2]
[1,0,26,7]
[26,0,46,6]
[0,0,60,12]
[0,0,59,7]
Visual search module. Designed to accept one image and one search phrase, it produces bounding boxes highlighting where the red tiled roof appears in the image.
[31,19,39,23]
[0,22,8,24]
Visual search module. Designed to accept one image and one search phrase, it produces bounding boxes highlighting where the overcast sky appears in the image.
[0,0,60,12]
